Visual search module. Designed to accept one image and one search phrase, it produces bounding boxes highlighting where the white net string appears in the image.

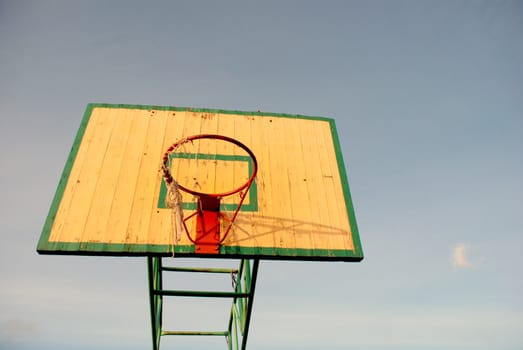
[161,137,193,255]
[165,179,183,243]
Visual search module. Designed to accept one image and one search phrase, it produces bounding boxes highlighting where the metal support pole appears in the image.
[240,259,259,350]
[147,256,162,350]
[226,259,259,350]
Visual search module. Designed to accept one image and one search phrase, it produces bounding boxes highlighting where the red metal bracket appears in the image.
[195,196,221,254]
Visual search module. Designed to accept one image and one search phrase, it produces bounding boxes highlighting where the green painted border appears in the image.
[37,242,363,261]
[37,104,96,254]
[157,153,258,211]
[329,120,364,260]
[37,103,363,262]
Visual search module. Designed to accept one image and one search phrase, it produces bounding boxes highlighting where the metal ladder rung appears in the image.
[152,289,251,298]
[162,266,238,274]
[161,330,229,336]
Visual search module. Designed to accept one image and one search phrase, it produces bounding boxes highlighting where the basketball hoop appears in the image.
[161,134,258,254]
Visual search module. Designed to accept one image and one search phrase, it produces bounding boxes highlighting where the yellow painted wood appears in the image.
[282,117,315,250]
[129,109,169,245]
[49,107,355,254]
[50,108,118,243]
[104,110,151,245]
[225,113,259,246]
[82,109,132,244]
[216,113,242,243]
[255,116,297,250]
[302,119,331,251]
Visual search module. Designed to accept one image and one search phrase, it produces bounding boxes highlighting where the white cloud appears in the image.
[451,243,475,269]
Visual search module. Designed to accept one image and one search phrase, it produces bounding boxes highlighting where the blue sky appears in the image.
[1,1,522,349]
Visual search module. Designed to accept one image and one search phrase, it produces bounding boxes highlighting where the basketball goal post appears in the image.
[37,103,363,349]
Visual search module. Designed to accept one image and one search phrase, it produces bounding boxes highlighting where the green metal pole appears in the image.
[232,305,240,350]
[147,257,160,350]
[240,259,259,350]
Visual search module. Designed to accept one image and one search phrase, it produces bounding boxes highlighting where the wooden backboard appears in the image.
[37,104,363,261]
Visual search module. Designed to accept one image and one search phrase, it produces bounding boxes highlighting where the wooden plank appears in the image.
[161,109,186,248]
[258,115,297,250]
[102,109,152,245]
[126,109,168,245]
[146,109,188,246]
[50,108,118,244]
[165,111,198,245]
[81,108,134,245]
[47,109,98,243]
[283,117,314,251]
[165,110,193,246]
[300,119,333,251]
[182,111,211,195]
[314,121,346,250]
[197,112,219,195]
[215,113,242,245]
[226,113,257,247]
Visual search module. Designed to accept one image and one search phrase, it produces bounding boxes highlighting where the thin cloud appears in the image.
[451,243,475,269]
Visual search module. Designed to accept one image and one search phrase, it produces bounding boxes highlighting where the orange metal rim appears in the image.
[162,134,258,199]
